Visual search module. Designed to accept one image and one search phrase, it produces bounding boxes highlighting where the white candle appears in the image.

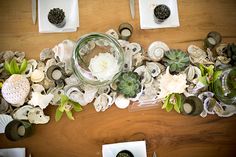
[207,37,216,45]
[121,29,131,37]
[183,103,193,114]
[52,69,62,80]
[17,125,25,136]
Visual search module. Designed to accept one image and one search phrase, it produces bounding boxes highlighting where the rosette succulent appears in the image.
[222,43,236,66]
[163,49,190,73]
[117,72,141,98]
[48,8,66,27]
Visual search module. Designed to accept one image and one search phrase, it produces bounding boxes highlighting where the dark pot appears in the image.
[154,4,171,23]
[116,150,134,157]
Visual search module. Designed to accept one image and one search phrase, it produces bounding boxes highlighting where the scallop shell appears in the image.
[115,95,130,109]
[2,74,30,107]
[94,93,112,112]
[125,43,142,55]
[147,41,169,61]
[146,62,161,77]
[12,105,34,120]
[28,108,50,124]
[0,114,13,133]
[31,69,45,82]
[28,92,54,109]
[106,29,119,40]
[40,48,55,61]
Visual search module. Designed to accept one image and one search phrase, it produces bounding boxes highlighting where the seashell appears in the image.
[31,69,45,82]
[27,59,38,70]
[27,107,50,124]
[203,97,219,114]
[198,92,214,102]
[23,59,38,77]
[65,86,87,106]
[65,74,81,86]
[0,114,13,133]
[216,56,231,64]
[98,85,110,95]
[40,48,55,61]
[147,41,169,61]
[42,77,55,90]
[14,51,25,62]
[0,52,5,63]
[184,65,201,84]
[118,39,129,48]
[123,50,133,71]
[28,92,54,109]
[37,61,45,72]
[31,84,45,93]
[215,103,236,117]
[110,80,118,90]
[12,105,34,120]
[83,85,97,104]
[115,94,130,109]
[206,48,215,62]
[187,45,214,64]
[47,87,64,105]
[0,98,12,114]
[2,74,30,107]
[146,62,161,77]
[94,93,112,112]
[134,65,152,85]
[45,58,57,71]
[125,43,142,55]
[106,29,119,40]
[216,44,227,56]
[3,51,15,61]
[132,52,148,67]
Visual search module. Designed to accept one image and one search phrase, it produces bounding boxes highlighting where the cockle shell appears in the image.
[12,105,34,120]
[147,41,169,61]
[28,92,54,109]
[146,62,161,77]
[27,107,50,124]
[125,43,142,55]
[40,48,55,61]
[187,45,214,64]
[106,29,119,40]
[94,93,113,112]
[2,74,30,107]
[31,69,45,82]
[115,95,130,109]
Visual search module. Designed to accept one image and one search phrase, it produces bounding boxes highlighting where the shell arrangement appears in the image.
[0,29,236,134]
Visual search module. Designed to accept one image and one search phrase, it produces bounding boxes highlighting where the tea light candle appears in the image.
[121,28,131,37]
[183,103,193,114]
[181,96,203,116]
[204,31,222,49]
[17,125,26,136]
[118,23,133,40]
[207,37,216,45]
[52,69,62,80]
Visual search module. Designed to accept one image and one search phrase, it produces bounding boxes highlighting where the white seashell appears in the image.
[28,108,50,124]
[94,93,112,112]
[98,85,110,95]
[28,92,54,109]
[115,95,130,109]
[147,41,169,61]
[37,61,45,72]
[0,114,13,133]
[42,77,55,90]
[31,84,45,93]
[28,59,38,70]
[184,65,201,84]
[118,39,129,48]
[23,59,38,77]
[65,87,87,106]
[47,87,64,105]
[12,105,34,120]
[45,58,57,71]
[198,92,214,102]
[203,97,218,114]
[106,29,119,40]
[146,62,161,77]
[40,48,55,61]
[123,50,133,71]
[83,85,98,104]
[2,74,30,107]
[216,44,227,56]
[132,52,146,67]
[31,69,45,83]
[134,65,152,85]
[187,45,214,64]
[125,43,142,55]
[65,74,81,86]
[215,103,236,117]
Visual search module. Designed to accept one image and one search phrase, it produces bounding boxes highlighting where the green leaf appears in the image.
[60,94,69,105]
[4,60,11,73]
[174,94,183,113]
[199,76,208,86]
[72,102,83,112]
[166,102,173,112]
[10,59,20,74]
[162,94,172,109]
[19,59,27,73]
[65,110,75,120]
[55,108,63,122]
[0,82,2,88]
[213,70,222,82]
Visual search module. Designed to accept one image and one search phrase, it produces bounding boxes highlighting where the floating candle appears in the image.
[52,69,62,80]
[17,125,26,136]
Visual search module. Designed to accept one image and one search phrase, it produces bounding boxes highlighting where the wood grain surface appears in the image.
[1,0,236,157]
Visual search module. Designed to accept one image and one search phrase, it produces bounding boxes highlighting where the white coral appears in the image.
[158,67,188,99]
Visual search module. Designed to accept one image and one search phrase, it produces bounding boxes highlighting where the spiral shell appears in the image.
[148,41,169,61]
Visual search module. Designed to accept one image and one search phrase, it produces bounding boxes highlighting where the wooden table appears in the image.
[1,0,236,157]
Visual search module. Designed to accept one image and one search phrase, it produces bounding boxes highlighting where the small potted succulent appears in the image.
[116,150,134,157]
[48,8,66,28]
[153,4,171,23]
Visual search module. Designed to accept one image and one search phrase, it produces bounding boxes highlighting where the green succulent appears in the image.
[55,95,83,122]
[4,58,27,75]
[117,72,141,98]
[162,93,184,113]
[162,49,190,73]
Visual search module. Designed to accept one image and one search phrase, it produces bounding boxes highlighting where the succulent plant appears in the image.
[4,58,27,75]
[48,8,65,27]
[117,72,141,98]
[222,43,236,66]
[162,93,184,113]
[162,49,190,73]
[154,4,171,21]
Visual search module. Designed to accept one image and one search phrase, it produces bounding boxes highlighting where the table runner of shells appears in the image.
[0,29,235,129]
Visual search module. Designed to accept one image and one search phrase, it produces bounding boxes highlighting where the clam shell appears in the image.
[94,93,112,112]
[146,62,161,77]
[106,29,119,40]
[2,74,30,107]
[28,107,50,124]
[31,69,45,82]
[125,43,142,55]
[65,86,87,106]
[115,95,130,109]
[40,48,55,61]
[12,105,34,120]
[0,114,13,133]
[147,41,169,61]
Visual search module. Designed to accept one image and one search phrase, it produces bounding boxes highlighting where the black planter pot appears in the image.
[116,150,134,157]
[154,4,171,23]
[48,8,66,28]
